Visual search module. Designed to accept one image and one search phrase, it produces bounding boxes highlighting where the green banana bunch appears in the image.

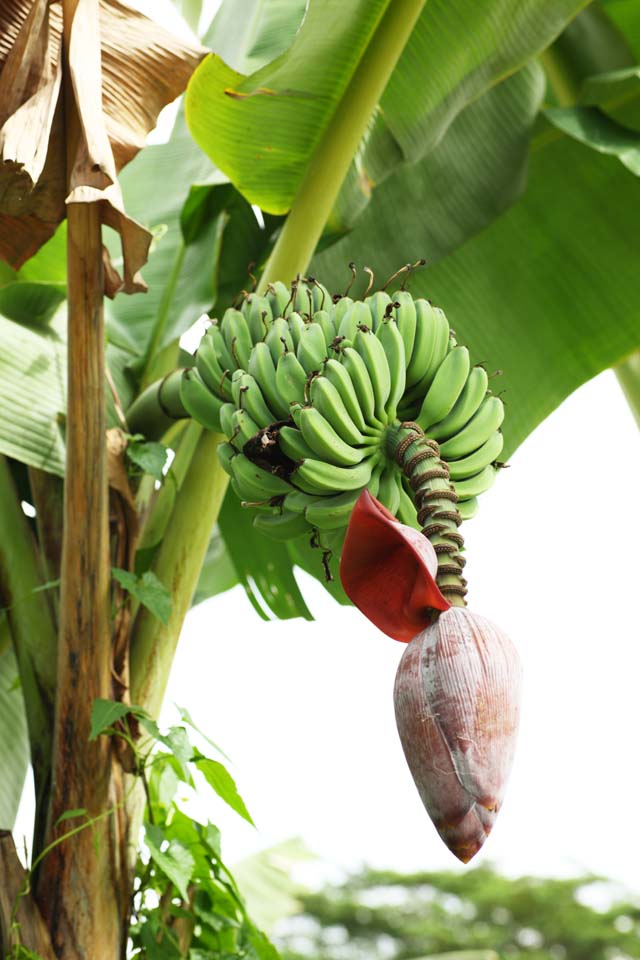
[183,275,504,552]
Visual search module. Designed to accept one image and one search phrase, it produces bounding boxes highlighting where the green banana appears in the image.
[282,488,317,514]
[265,281,291,318]
[446,431,504,480]
[231,372,276,427]
[416,345,470,430]
[217,441,237,474]
[309,376,365,446]
[457,497,479,521]
[292,406,366,467]
[253,510,309,540]
[333,297,354,327]
[367,461,384,499]
[308,279,331,313]
[429,365,489,441]
[396,482,420,528]
[276,351,308,407]
[366,291,392,330]
[196,330,232,400]
[287,311,306,350]
[403,301,450,397]
[230,453,292,501]
[266,317,294,362]
[341,347,383,429]
[221,308,253,369]
[439,396,505,460]
[297,323,328,373]
[277,424,315,462]
[290,280,312,316]
[231,407,261,446]
[323,358,369,434]
[242,295,272,343]
[248,342,291,420]
[219,402,236,438]
[338,300,372,341]
[391,290,417,364]
[207,321,236,374]
[304,488,363,531]
[179,368,223,431]
[452,464,497,500]
[353,327,391,424]
[313,309,336,348]
[292,454,377,495]
[376,318,406,420]
[376,466,401,516]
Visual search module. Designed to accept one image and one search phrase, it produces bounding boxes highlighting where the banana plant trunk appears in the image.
[23,1,130,956]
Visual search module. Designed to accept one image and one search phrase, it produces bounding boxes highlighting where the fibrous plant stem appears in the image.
[35,0,123,953]
[386,422,467,605]
[129,430,228,718]
[259,0,426,291]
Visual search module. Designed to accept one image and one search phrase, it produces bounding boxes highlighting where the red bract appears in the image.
[394,607,522,862]
[339,490,449,642]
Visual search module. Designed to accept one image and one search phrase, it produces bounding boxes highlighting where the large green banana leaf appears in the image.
[186,0,588,220]
[203,0,307,73]
[0,637,30,830]
[313,62,640,456]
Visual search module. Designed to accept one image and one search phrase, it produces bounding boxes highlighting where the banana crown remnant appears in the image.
[180,273,505,588]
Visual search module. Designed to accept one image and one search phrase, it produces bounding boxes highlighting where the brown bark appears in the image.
[34,199,128,958]
[33,4,128,954]
[0,832,55,959]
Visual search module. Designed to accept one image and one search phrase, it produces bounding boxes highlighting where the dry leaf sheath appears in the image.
[0,0,206,290]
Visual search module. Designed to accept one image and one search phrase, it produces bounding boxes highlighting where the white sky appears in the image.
[161,370,640,889]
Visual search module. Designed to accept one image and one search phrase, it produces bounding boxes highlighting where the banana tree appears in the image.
[0,0,639,957]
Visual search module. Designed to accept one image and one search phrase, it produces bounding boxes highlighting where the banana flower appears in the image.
[340,491,521,862]
[339,490,449,642]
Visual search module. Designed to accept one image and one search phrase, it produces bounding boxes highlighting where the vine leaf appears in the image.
[89,698,136,740]
[144,823,195,902]
[112,568,172,626]
[195,756,255,826]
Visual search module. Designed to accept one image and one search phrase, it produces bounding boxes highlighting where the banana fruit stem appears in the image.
[129,431,228,718]
[387,422,467,605]
[258,0,426,289]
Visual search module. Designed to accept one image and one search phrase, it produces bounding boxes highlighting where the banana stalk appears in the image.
[385,422,467,604]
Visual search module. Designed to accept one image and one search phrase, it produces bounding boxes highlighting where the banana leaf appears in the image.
[0,306,66,475]
[186,0,588,223]
[0,637,30,831]
[313,60,640,456]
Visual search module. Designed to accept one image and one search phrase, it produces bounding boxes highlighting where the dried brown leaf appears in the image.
[0,0,207,291]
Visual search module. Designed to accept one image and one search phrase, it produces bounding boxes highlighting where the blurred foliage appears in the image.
[275,864,640,960]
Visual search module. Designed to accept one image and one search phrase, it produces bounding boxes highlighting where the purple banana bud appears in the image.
[394,607,522,862]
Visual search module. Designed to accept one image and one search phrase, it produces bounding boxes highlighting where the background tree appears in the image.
[276,865,640,960]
